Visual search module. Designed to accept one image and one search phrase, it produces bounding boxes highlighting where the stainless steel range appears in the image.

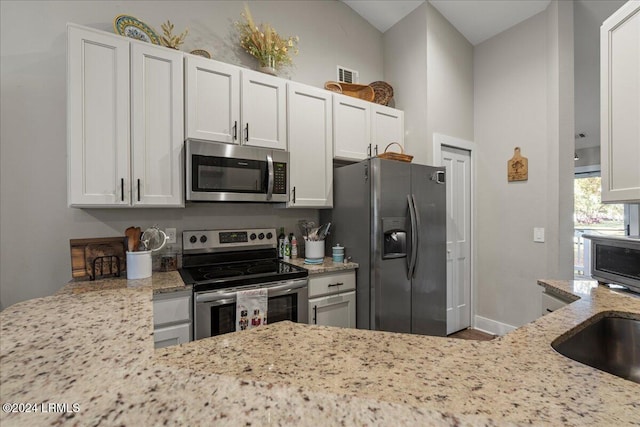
[180,228,309,340]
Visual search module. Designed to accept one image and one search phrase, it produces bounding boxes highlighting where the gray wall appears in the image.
[573,0,627,150]
[383,2,473,165]
[474,1,574,328]
[382,3,429,163]
[0,0,384,309]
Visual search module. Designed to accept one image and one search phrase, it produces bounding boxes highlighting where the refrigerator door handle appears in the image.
[407,195,418,279]
[411,194,421,278]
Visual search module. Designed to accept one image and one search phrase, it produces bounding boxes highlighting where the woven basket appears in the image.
[370,81,394,106]
[377,142,413,163]
[324,81,375,102]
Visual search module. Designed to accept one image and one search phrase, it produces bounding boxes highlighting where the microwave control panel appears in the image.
[273,162,286,194]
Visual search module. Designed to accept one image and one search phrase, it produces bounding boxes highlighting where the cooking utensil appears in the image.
[298,220,316,240]
[125,227,138,252]
[307,222,331,241]
[316,222,331,241]
[140,226,169,252]
[134,227,141,252]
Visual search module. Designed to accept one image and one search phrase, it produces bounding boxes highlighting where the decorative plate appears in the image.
[113,15,160,45]
[370,81,394,106]
[190,49,212,59]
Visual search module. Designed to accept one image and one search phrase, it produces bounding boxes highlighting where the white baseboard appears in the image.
[474,315,517,336]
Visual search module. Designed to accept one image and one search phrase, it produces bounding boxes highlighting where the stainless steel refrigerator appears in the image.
[322,158,446,336]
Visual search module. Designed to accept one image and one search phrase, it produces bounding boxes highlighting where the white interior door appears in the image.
[442,146,471,334]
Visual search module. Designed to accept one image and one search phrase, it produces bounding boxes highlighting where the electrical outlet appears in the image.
[165,228,177,244]
[533,227,545,243]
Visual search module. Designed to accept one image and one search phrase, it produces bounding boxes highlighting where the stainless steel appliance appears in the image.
[185,139,289,202]
[322,158,447,336]
[584,234,640,293]
[179,228,308,340]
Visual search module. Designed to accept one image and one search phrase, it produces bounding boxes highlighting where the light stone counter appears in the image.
[287,257,358,274]
[56,270,191,296]
[1,278,639,426]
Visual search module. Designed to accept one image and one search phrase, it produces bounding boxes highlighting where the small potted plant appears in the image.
[235,4,299,75]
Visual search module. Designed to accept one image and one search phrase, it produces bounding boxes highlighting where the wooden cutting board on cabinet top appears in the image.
[70,237,126,279]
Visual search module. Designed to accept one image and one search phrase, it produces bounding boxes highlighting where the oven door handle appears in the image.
[194,279,307,304]
[266,279,308,295]
[195,293,236,304]
[266,154,274,201]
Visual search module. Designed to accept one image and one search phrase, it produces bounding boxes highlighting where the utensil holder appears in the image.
[126,251,152,279]
[305,240,325,259]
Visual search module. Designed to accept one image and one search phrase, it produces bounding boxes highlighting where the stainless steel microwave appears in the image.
[586,234,640,293]
[185,139,288,203]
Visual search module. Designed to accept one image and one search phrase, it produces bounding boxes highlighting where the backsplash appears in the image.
[82,203,321,271]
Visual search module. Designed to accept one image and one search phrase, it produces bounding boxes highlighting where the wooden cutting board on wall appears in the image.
[70,237,126,279]
[507,147,528,182]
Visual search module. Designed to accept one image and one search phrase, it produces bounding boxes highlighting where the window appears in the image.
[574,176,625,278]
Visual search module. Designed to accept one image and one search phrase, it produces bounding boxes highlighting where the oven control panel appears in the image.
[183,228,277,252]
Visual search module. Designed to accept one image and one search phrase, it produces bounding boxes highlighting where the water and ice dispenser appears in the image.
[382,217,407,259]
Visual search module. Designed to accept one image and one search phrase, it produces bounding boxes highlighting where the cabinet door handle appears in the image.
[327,282,343,288]
[120,178,124,202]
[375,144,378,156]
[313,305,317,324]
[367,144,371,157]
[244,123,249,142]
[137,179,141,202]
[233,121,238,140]
[292,186,296,204]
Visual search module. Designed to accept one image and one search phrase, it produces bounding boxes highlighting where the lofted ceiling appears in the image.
[341,0,552,45]
[342,0,626,152]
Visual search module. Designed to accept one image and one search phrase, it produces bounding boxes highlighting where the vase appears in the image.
[257,56,277,76]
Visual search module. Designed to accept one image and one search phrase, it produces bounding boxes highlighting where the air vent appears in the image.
[337,66,359,84]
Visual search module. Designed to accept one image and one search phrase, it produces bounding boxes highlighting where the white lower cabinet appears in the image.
[307,271,356,328]
[541,291,571,316]
[154,323,191,349]
[309,291,356,328]
[153,290,192,349]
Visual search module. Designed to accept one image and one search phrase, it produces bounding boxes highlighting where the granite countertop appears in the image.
[287,257,358,274]
[56,270,190,296]
[2,278,639,426]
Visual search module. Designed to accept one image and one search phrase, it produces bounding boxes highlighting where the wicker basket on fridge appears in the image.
[377,142,413,163]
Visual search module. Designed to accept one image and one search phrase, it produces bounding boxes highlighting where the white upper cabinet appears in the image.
[68,24,184,207]
[68,25,130,206]
[600,1,640,203]
[241,70,287,150]
[185,56,240,144]
[287,82,333,208]
[333,93,405,162]
[371,104,405,156]
[131,43,184,206]
[184,59,286,150]
[333,94,371,161]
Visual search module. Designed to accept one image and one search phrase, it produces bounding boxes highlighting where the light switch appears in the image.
[533,227,545,243]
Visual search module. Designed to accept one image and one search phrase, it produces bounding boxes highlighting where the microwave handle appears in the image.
[266,154,274,201]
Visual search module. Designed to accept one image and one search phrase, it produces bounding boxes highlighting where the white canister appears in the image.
[332,244,345,263]
[126,251,152,279]
[305,240,325,259]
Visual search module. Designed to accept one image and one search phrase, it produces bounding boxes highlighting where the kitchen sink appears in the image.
[551,313,639,384]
